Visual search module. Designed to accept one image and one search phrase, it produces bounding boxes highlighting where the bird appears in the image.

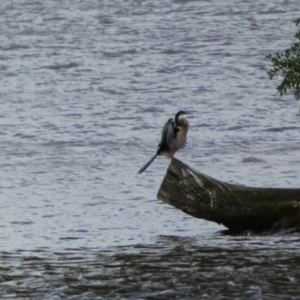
[137,111,191,174]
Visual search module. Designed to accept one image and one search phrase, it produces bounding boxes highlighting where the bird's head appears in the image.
[174,111,192,126]
[176,111,192,117]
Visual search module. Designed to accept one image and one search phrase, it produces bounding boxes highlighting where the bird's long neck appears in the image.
[175,112,181,126]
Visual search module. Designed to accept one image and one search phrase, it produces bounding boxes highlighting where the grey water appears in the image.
[0,0,299,299]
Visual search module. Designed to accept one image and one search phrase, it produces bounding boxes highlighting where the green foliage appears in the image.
[266,19,300,100]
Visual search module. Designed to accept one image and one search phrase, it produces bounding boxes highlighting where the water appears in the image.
[0,0,299,298]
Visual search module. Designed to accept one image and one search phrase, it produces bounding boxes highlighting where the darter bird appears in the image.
[137,111,191,174]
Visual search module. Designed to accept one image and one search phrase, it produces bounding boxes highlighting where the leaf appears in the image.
[267,22,300,101]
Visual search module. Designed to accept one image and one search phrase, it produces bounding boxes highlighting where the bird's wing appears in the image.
[158,118,177,150]
[181,140,187,149]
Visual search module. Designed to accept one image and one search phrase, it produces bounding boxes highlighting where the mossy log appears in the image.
[157,158,300,232]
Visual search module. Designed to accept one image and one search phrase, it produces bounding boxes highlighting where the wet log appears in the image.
[157,158,300,232]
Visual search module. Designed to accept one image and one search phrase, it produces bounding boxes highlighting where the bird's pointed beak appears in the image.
[182,111,192,115]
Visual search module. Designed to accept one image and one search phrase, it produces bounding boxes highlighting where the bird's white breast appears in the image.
[168,126,186,155]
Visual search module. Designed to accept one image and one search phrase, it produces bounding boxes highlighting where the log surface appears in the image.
[157,158,300,231]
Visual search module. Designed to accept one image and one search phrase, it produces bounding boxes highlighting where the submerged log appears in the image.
[157,158,300,232]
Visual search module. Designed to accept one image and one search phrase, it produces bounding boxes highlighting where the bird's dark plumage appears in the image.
[137,111,190,174]
[158,118,177,153]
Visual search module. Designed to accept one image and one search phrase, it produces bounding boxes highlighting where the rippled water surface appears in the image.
[0,0,299,298]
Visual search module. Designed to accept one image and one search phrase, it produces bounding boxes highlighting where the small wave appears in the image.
[39,62,79,70]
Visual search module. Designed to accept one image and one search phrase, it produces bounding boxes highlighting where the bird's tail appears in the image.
[137,154,158,174]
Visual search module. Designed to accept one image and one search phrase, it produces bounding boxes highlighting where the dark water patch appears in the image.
[42,140,86,148]
[156,67,178,74]
[97,15,115,25]
[97,87,126,95]
[259,9,287,15]
[62,113,83,119]
[11,221,34,225]
[262,126,299,132]
[42,214,56,218]
[14,133,36,139]
[242,157,265,163]
[39,62,79,70]
[161,49,184,55]
[0,44,31,51]
[136,107,165,114]
[44,17,67,22]
[101,49,138,58]
[59,237,83,240]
